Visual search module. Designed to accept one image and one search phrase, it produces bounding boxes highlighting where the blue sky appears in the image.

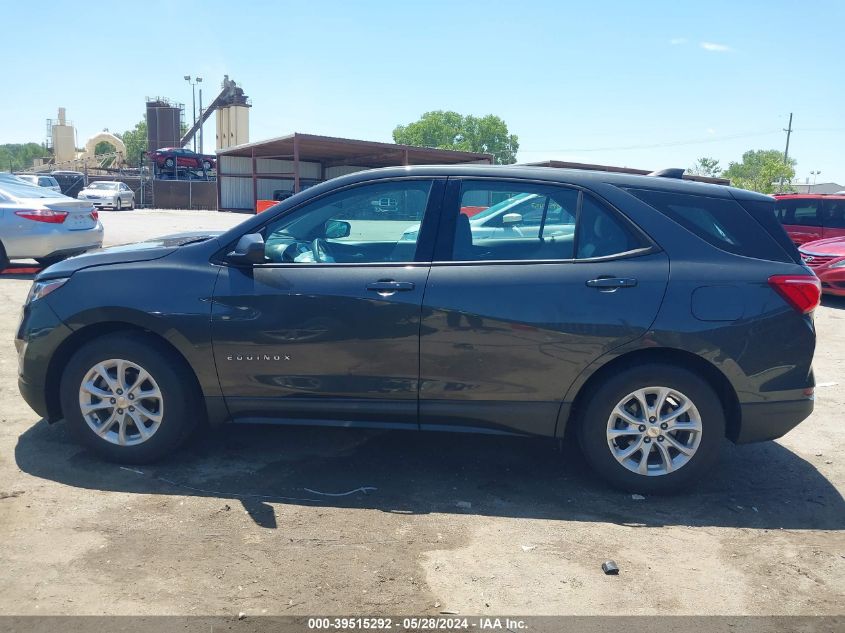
[2,0,843,183]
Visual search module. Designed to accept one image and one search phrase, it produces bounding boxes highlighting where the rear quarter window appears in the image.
[626,188,793,263]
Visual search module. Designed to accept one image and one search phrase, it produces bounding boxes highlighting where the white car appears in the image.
[401,192,577,242]
[77,181,135,210]
[15,174,62,193]
[0,180,104,268]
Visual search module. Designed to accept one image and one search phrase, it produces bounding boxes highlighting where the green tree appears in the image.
[0,142,51,172]
[722,149,796,194]
[117,118,148,166]
[688,157,722,178]
[393,111,519,164]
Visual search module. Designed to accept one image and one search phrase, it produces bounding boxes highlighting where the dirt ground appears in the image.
[0,209,842,616]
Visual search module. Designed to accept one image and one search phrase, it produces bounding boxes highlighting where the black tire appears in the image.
[0,241,9,270]
[164,158,175,168]
[577,363,725,494]
[60,332,201,463]
[36,256,64,267]
[202,160,212,171]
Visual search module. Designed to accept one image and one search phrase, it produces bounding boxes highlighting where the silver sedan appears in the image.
[77,181,135,210]
[0,180,104,268]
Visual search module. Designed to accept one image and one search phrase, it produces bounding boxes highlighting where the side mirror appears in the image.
[502,212,523,226]
[227,233,266,265]
[325,219,351,239]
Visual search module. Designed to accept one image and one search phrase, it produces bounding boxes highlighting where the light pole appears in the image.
[183,75,202,152]
[810,170,821,186]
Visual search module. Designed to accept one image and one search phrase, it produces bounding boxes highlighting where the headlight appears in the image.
[830,259,845,268]
[26,278,69,304]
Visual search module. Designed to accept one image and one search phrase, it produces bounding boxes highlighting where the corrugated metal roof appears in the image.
[216,132,493,166]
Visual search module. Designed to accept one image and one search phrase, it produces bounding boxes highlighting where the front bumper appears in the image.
[80,198,118,208]
[16,298,75,422]
[735,398,814,443]
[817,269,845,296]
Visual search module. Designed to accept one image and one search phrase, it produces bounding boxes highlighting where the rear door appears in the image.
[418,178,669,436]
[775,198,824,245]
[822,198,845,239]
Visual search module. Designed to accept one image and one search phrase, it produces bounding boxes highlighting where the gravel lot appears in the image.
[0,209,843,616]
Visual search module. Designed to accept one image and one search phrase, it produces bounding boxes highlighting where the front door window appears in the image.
[260,180,434,264]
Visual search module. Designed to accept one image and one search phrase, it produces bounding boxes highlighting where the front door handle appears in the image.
[585,277,638,291]
[366,280,416,295]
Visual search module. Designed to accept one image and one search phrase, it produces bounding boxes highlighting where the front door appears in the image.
[211,178,443,428]
[418,178,669,436]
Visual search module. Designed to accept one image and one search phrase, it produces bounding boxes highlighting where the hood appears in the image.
[799,237,845,256]
[37,231,224,280]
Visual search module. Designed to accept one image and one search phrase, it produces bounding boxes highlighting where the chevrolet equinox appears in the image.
[16,166,819,493]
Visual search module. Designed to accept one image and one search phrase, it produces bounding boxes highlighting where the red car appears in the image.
[146,147,216,171]
[799,236,845,296]
[773,194,845,245]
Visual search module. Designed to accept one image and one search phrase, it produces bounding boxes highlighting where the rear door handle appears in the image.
[366,280,416,294]
[585,277,638,290]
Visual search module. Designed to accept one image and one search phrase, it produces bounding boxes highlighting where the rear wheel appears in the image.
[202,160,212,170]
[577,363,724,494]
[164,158,175,169]
[0,241,8,270]
[60,332,200,463]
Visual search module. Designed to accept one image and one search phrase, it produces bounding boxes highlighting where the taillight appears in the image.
[768,274,822,314]
[90,210,99,221]
[15,209,68,224]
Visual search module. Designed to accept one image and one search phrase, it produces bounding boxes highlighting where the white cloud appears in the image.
[669,37,687,45]
[707,128,716,135]
[700,42,732,52]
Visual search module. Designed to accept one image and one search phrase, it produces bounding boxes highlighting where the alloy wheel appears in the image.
[77,359,164,446]
[606,386,702,476]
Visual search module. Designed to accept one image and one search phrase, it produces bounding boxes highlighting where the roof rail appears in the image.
[647,168,686,179]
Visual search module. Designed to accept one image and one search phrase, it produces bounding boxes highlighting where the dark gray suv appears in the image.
[16,165,819,493]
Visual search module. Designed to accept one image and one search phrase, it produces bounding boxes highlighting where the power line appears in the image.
[521,130,782,153]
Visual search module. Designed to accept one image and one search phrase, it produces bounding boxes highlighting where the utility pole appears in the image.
[779,112,793,191]
[198,88,203,156]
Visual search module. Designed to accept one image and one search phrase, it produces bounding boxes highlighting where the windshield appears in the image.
[89,182,119,190]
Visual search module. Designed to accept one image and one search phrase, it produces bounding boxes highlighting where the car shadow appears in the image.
[821,295,845,310]
[15,420,844,531]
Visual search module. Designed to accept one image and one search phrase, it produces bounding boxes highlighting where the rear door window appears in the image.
[776,199,822,227]
[447,181,646,262]
[627,188,793,263]
[823,199,845,229]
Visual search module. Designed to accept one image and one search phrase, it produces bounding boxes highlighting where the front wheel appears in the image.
[577,363,724,494]
[60,332,200,463]
[202,160,212,171]
[164,158,175,169]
